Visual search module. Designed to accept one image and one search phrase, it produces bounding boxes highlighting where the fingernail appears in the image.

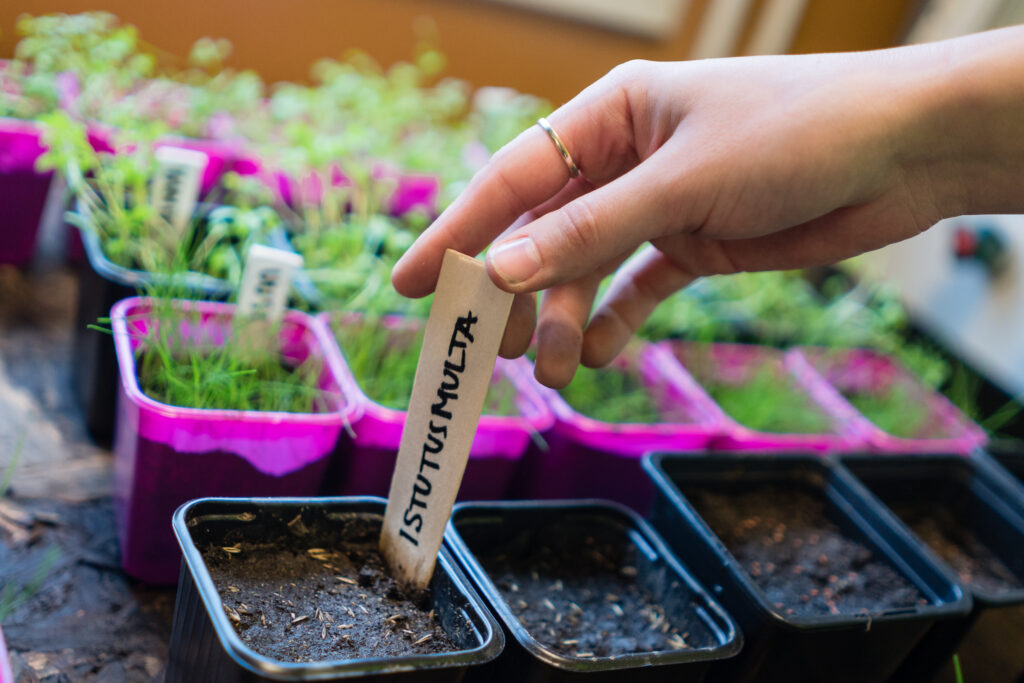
[489,237,541,285]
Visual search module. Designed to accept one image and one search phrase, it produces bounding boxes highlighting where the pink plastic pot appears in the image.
[84,125,251,194]
[320,312,554,501]
[111,297,361,584]
[68,127,259,264]
[796,346,987,454]
[274,164,440,218]
[0,117,53,265]
[0,625,11,683]
[508,343,725,512]
[663,341,865,453]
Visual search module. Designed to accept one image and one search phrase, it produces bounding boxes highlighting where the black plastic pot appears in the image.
[839,453,1024,683]
[167,496,503,682]
[71,220,234,444]
[974,440,1024,517]
[444,499,742,683]
[644,452,971,683]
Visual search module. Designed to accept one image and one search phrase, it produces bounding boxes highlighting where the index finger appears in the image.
[391,67,640,298]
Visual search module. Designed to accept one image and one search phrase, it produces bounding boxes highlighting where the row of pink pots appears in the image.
[0,116,441,267]
[106,297,986,583]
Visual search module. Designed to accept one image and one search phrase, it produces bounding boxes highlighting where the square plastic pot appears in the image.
[70,199,237,445]
[320,313,554,501]
[796,347,987,454]
[444,499,741,683]
[111,297,360,584]
[66,134,259,264]
[0,117,54,266]
[662,341,865,453]
[975,440,1024,520]
[507,344,724,513]
[839,453,1024,682]
[167,496,503,682]
[644,452,971,683]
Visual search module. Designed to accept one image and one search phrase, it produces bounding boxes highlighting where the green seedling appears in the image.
[841,385,930,438]
[130,301,331,413]
[37,112,275,282]
[557,363,666,425]
[700,365,834,434]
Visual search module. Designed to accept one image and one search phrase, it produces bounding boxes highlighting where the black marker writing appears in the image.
[401,311,478,545]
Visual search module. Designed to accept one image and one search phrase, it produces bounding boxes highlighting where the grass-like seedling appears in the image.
[38,112,276,281]
[331,315,518,416]
[558,364,665,424]
[703,367,834,434]
[125,300,332,413]
[841,385,929,438]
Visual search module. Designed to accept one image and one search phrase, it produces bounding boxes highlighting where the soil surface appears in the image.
[477,529,710,659]
[202,514,456,663]
[889,502,1022,594]
[0,495,174,682]
[684,484,926,617]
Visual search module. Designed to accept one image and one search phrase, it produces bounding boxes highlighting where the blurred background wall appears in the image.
[2,0,923,104]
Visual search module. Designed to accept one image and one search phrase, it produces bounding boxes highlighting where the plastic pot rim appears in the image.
[320,311,555,441]
[658,341,867,451]
[172,495,505,680]
[795,345,988,454]
[643,451,973,631]
[444,497,743,672]
[523,346,725,437]
[112,296,362,425]
[74,199,237,295]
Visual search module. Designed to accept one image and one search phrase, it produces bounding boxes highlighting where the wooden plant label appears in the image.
[237,244,304,322]
[235,244,304,358]
[150,146,207,237]
[381,249,514,588]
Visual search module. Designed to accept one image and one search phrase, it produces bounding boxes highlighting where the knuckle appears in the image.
[490,162,533,219]
[558,200,600,253]
[609,59,652,81]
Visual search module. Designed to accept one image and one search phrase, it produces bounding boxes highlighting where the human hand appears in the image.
[392,30,1024,388]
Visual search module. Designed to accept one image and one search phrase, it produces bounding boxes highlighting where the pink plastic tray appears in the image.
[111,297,361,583]
[508,343,725,512]
[795,346,987,454]
[663,341,866,453]
[319,312,554,501]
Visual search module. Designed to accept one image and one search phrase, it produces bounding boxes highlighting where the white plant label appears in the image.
[236,244,304,322]
[381,249,514,588]
[151,146,207,237]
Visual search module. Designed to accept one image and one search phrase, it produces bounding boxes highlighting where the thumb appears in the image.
[484,149,685,293]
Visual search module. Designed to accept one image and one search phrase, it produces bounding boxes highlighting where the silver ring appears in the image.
[536,117,579,179]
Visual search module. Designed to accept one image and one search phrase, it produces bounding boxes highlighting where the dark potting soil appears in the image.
[478,532,710,659]
[888,501,1022,594]
[201,513,457,663]
[684,484,926,617]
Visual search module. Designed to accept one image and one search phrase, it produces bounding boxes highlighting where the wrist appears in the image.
[901,26,1024,217]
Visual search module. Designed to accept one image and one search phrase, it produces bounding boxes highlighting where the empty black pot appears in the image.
[840,453,1024,683]
[445,499,742,682]
[644,452,971,683]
